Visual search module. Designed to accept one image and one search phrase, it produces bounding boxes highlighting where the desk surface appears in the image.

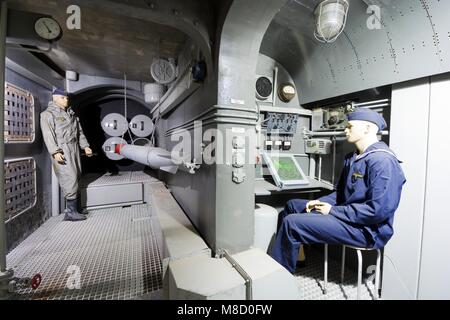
[254,178,334,196]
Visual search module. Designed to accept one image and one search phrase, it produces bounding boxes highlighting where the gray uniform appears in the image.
[40,102,89,200]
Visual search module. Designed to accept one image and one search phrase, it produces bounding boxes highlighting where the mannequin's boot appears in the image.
[64,198,87,221]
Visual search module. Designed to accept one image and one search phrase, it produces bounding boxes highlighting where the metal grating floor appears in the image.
[6,204,163,300]
[80,171,159,187]
[295,248,377,300]
[6,198,376,300]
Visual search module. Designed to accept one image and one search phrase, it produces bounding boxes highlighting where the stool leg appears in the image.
[324,244,328,294]
[356,249,362,300]
[341,246,346,284]
[375,249,381,300]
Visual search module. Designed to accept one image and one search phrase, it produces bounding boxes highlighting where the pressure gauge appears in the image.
[34,17,62,41]
[278,83,296,102]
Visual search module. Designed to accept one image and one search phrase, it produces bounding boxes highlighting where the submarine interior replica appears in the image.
[1,0,450,300]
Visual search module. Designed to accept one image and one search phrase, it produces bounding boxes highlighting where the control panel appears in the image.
[265,112,298,135]
[305,139,332,155]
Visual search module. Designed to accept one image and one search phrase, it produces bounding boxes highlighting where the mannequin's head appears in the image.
[345,108,386,146]
[52,88,69,109]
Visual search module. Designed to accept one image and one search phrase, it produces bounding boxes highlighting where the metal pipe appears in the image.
[307,130,389,137]
[340,246,346,284]
[375,249,381,300]
[353,99,389,107]
[324,244,328,294]
[331,136,336,185]
[221,249,252,300]
[308,155,316,178]
[359,103,390,109]
[5,43,52,53]
[356,249,362,300]
[0,0,14,298]
[272,66,278,107]
[318,155,322,181]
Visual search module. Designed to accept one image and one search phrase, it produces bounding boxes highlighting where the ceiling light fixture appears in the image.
[314,0,349,43]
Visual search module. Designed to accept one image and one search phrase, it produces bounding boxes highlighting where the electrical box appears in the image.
[305,139,332,155]
[311,103,354,131]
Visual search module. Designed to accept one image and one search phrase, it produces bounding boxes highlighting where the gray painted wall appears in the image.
[4,67,53,252]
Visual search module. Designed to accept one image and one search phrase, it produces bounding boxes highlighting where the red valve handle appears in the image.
[31,274,42,290]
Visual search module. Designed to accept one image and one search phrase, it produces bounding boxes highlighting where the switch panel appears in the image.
[265,113,298,135]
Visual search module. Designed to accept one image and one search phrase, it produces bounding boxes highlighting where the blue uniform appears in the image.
[271,141,406,273]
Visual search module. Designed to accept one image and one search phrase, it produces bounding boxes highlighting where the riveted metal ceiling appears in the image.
[261,0,450,104]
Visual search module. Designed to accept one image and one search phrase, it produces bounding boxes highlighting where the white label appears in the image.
[231,98,245,105]
[275,141,283,146]
[232,127,246,133]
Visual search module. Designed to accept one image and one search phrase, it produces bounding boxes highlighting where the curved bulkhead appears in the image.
[2,0,450,301]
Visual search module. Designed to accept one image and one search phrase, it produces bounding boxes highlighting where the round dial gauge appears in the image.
[278,83,296,102]
[34,17,62,41]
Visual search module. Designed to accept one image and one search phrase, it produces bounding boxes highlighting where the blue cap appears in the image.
[347,108,387,131]
[52,88,68,96]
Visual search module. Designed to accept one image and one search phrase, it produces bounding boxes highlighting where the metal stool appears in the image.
[323,244,381,300]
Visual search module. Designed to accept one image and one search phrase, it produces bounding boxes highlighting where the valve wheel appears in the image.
[31,274,42,290]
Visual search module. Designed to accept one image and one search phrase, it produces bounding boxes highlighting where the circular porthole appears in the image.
[255,76,273,100]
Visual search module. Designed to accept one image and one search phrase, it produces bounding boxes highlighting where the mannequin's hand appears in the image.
[314,202,332,215]
[53,152,66,164]
[306,200,320,213]
[84,147,93,157]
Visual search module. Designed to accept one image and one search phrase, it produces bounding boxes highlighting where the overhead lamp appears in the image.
[314,0,349,43]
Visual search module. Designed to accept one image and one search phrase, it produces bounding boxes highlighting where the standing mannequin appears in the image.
[41,88,93,221]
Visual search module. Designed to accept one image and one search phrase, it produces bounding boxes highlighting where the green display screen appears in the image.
[271,156,303,181]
